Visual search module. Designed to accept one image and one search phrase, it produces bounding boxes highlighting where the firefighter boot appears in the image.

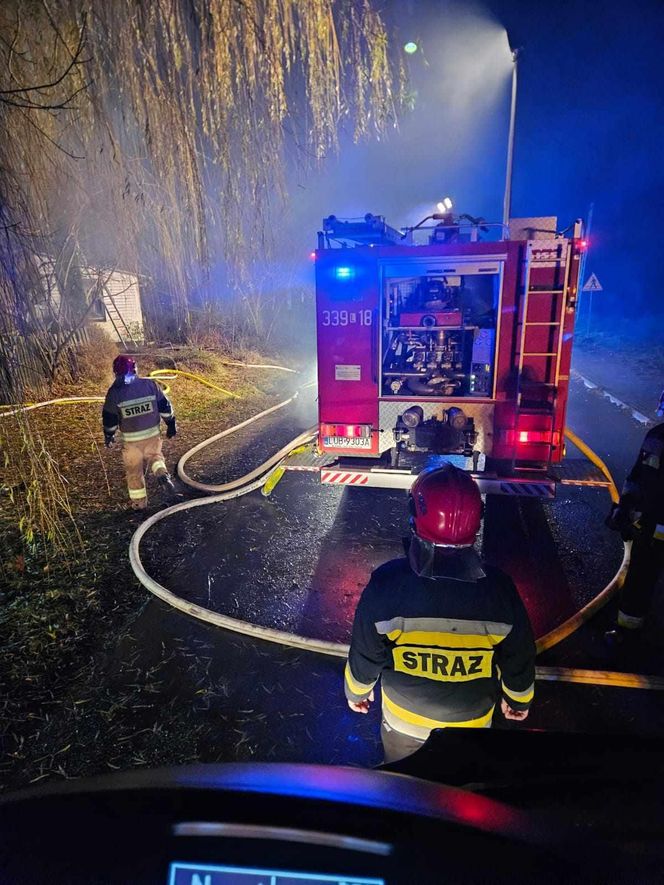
[603,625,639,648]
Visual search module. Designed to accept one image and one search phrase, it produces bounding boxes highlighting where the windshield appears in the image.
[1,0,662,807]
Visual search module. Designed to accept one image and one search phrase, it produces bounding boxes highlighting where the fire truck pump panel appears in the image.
[382,273,497,400]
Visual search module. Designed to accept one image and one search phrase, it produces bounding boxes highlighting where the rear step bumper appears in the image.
[281,444,611,498]
[319,466,556,497]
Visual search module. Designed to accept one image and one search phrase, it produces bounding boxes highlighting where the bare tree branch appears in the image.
[0,12,86,95]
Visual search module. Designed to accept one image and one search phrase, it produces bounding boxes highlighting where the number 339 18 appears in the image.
[321,309,372,327]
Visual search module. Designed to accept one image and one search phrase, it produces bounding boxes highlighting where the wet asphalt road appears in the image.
[125,352,664,767]
[145,376,621,643]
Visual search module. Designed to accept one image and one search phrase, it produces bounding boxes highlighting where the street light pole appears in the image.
[502,48,520,230]
[578,201,594,333]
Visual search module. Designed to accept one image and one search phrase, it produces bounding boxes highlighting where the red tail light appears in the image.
[321,423,371,439]
[518,430,560,445]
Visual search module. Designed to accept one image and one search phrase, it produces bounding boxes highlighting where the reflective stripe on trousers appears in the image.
[382,691,494,741]
[121,435,167,502]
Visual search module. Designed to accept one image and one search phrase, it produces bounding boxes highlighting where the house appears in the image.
[35,258,145,346]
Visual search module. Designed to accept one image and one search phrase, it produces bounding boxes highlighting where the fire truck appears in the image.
[309,211,588,497]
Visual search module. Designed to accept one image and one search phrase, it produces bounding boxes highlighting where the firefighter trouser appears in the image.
[617,536,664,629]
[121,435,167,508]
[380,716,493,765]
[381,720,426,764]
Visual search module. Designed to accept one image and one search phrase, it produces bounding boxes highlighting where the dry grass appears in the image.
[69,327,120,387]
[0,0,398,562]
[0,344,301,788]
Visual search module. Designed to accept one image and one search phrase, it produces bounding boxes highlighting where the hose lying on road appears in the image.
[535,666,664,691]
[564,427,620,504]
[3,375,646,692]
[130,504,661,690]
[129,481,350,658]
[535,541,630,654]
[534,428,628,654]
[130,416,644,695]
[176,384,316,493]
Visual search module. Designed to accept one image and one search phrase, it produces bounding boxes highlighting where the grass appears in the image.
[0,343,302,789]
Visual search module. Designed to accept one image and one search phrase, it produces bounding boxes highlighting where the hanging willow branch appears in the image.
[0,0,400,551]
[1,0,400,342]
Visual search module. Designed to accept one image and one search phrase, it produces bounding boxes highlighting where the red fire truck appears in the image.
[312,212,587,497]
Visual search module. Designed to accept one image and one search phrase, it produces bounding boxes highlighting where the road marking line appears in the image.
[571,369,653,426]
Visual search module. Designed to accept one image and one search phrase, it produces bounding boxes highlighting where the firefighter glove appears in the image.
[104,432,116,448]
[165,417,177,439]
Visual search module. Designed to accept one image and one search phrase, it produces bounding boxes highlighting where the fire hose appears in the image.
[128,417,664,692]
[0,360,288,419]
[2,372,658,690]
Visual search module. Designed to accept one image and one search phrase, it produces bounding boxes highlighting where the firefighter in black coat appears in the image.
[102,355,177,509]
[344,464,536,764]
[605,389,664,645]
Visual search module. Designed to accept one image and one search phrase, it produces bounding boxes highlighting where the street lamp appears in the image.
[437,197,453,212]
[502,47,521,229]
[404,41,418,55]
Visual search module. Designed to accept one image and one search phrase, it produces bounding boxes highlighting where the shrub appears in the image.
[70,325,119,386]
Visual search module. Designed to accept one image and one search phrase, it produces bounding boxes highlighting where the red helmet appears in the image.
[409,464,482,547]
[112,355,137,376]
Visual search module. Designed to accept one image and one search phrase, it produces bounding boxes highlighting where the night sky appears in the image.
[287,0,663,339]
[487,0,664,336]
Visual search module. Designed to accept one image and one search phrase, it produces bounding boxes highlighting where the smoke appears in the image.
[267,0,515,350]
[285,0,513,236]
[271,0,664,350]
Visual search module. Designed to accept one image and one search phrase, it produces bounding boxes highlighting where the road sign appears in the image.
[582,273,603,292]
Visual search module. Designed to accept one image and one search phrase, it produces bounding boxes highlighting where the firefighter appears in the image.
[604,388,664,645]
[344,464,536,764]
[102,355,177,509]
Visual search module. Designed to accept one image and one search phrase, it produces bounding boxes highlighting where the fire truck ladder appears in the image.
[513,240,572,469]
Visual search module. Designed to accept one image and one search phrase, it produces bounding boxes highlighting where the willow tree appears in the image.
[0,0,400,382]
[0,0,400,552]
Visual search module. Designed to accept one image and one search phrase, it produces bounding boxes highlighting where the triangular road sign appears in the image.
[582,273,603,292]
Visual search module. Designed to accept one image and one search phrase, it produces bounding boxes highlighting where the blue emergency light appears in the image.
[335,265,355,280]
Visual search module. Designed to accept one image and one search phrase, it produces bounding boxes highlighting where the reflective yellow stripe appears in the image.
[654,524,664,540]
[344,663,376,696]
[118,395,156,409]
[128,486,147,500]
[120,427,160,442]
[377,617,511,639]
[121,427,160,442]
[151,459,167,474]
[387,630,504,649]
[382,693,494,730]
[502,682,534,704]
[617,611,644,629]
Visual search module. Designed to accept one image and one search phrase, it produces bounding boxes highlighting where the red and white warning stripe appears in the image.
[320,470,369,486]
